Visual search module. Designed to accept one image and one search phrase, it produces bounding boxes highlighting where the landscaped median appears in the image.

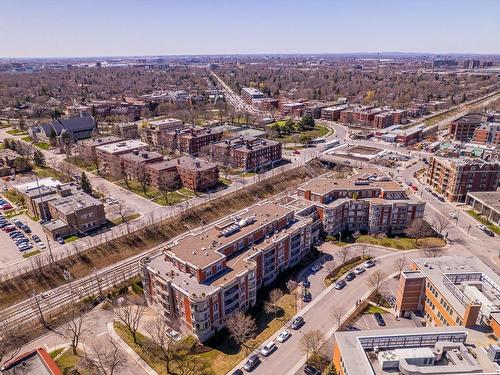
[324,255,371,287]
[334,234,446,251]
[466,210,500,236]
[114,293,296,375]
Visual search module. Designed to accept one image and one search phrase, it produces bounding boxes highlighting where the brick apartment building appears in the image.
[211,136,282,171]
[95,139,148,174]
[426,156,500,202]
[472,122,500,146]
[321,105,349,121]
[280,102,305,117]
[396,256,500,335]
[77,136,123,157]
[145,156,219,192]
[449,113,483,141]
[160,126,222,154]
[138,118,184,146]
[373,112,394,128]
[241,87,264,104]
[297,169,425,235]
[141,199,321,341]
[252,98,279,111]
[120,150,164,179]
[303,101,330,119]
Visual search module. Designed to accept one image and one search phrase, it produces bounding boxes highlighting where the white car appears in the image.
[167,329,181,341]
[363,259,376,268]
[311,262,322,272]
[35,241,46,250]
[354,266,365,275]
[449,212,458,219]
[476,224,487,231]
[277,329,291,343]
[260,341,277,356]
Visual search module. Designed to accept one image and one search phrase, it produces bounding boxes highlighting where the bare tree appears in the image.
[0,316,27,367]
[136,167,150,197]
[405,218,434,245]
[158,173,180,205]
[422,247,445,258]
[264,289,284,319]
[339,247,350,267]
[81,337,125,375]
[113,296,145,344]
[432,214,451,236]
[393,254,408,278]
[299,330,324,360]
[63,303,91,355]
[110,201,133,224]
[145,316,176,374]
[367,270,387,303]
[286,279,298,294]
[360,243,368,259]
[226,311,257,353]
[330,305,345,330]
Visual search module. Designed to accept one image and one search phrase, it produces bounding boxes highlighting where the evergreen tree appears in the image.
[80,172,92,195]
[322,363,338,375]
[33,149,46,167]
[49,127,57,146]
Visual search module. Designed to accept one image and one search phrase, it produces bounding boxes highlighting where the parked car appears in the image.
[304,364,321,375]
[363,259,375,268]
[374,313,386,326]
[354,266,365,275]
[32,234,41,242]
[449,212,458,219]
[293,150,301,155]
[291,316,304,330]
[35,241,46,249]
[425,187,432,192]
[18,243,32,251]
[3,225,16,232]
[345,272,356,281]
[56,237,65,244]
[277,329,291,343]
[9,231,21,238]
[476,224,487,231]
[230,370,243,375]
[334,279,347,290]
[1,203,13,210]
[437,196,445,202]
[302,290,312,302]
[166,329,181,341]
[302,279,310,288]
[260,341,277,356]
[311,262,322,272]
[243,354,261,372]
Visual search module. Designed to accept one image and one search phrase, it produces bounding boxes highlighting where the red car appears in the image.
[411,185,418,191]
[293,150,301,155]
[1,204,13,210]
[3,225,16,232]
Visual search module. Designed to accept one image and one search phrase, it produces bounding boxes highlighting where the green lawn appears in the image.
[115,293,296,375]
[34,166,71,182]
[2,190,24,206]
[218,177,232,186]
[49,348,64,359]
[34,142,51,150]
[178,187,196,196]
[270,124,329,144]
[110,212,141,225]
[324,257,369,287]
[467,210,500,235]
[336,234,445,250]
[21,136,33,142]
[65,156,97,172]
[363,305,386,314]
[23,250,42,258]
[116,179,160,200]
[239,172,256,177]
[6,129,28,136]
[55,349,90,375]
[64,235,79,243]
[153,191,188,206]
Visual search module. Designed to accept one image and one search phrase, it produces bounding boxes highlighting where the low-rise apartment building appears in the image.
[145,157,219,192]
[426,156,500,202]
[241,87,264,104]
[120,150,164,179]
[141,200,320,341]
[333,326,495,375]
[139,118,185,146]
[449,113,483,141]
[160,126,222,154]
[76,136,123,157]
[211,136,282,171]
[472,122,500,146]
[396,256,500,335]
[297,169,425,234]
[321,105,349,121]
[95,139,148,173]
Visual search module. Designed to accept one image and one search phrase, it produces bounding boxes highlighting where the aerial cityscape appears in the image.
[1,1,500,375]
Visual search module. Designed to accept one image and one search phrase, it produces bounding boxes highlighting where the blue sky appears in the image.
[0,0,499,58]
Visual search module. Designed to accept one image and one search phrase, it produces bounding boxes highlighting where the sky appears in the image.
[1,0,499,58]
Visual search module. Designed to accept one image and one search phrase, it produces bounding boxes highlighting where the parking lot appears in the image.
[353,309,417,330]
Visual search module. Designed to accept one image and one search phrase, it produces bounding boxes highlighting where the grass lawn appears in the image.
[467,210,500,235]
[337,234,445,250]
[153,191,188,206]
[2,190,24,206]
[49,348,64,359]
[363,305,386,314]
[239,172,256,177]
[21,136,33,142]
[178,187,196,196]
[324,257,369,287]
[34,142,51,150]
[23,250,42,258]
[271,124,329,144]
[65,235,79,243]
[34,166,71,182]
[218,177,232,186]
[115,292,296,375]
[110,212,141,225]
[55,349,91,375]
[6,129,28,136]
[65,156,97,172]
[116,179,160,200]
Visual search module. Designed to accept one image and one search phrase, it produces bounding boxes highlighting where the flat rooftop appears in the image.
[166,202,293,269]
[78,136,122,148]
[241,87,264,96]
[120,151,163,163]
[50,191,103,214]
[467,191,500,214]
[412,256,500,318]
[15,178,62,193]
[214,136,280,153]
[95,139,148,154]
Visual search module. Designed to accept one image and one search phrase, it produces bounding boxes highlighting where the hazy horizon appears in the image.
[1,0,499,58]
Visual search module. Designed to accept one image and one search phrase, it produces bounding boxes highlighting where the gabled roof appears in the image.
[54,116,96,133]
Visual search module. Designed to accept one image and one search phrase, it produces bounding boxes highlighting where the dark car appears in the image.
[231,370,243,375]
[345,272,356,281]
[375,313,386,326]
[291,316,305,330]
[21,225,31,233]
[437,196,445,202]
[334,279,347,290]
[32,234,41,242]
[302,290,312,302]
[302,279,310,288]
[304,364,321,375]
[243,354,261,372]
